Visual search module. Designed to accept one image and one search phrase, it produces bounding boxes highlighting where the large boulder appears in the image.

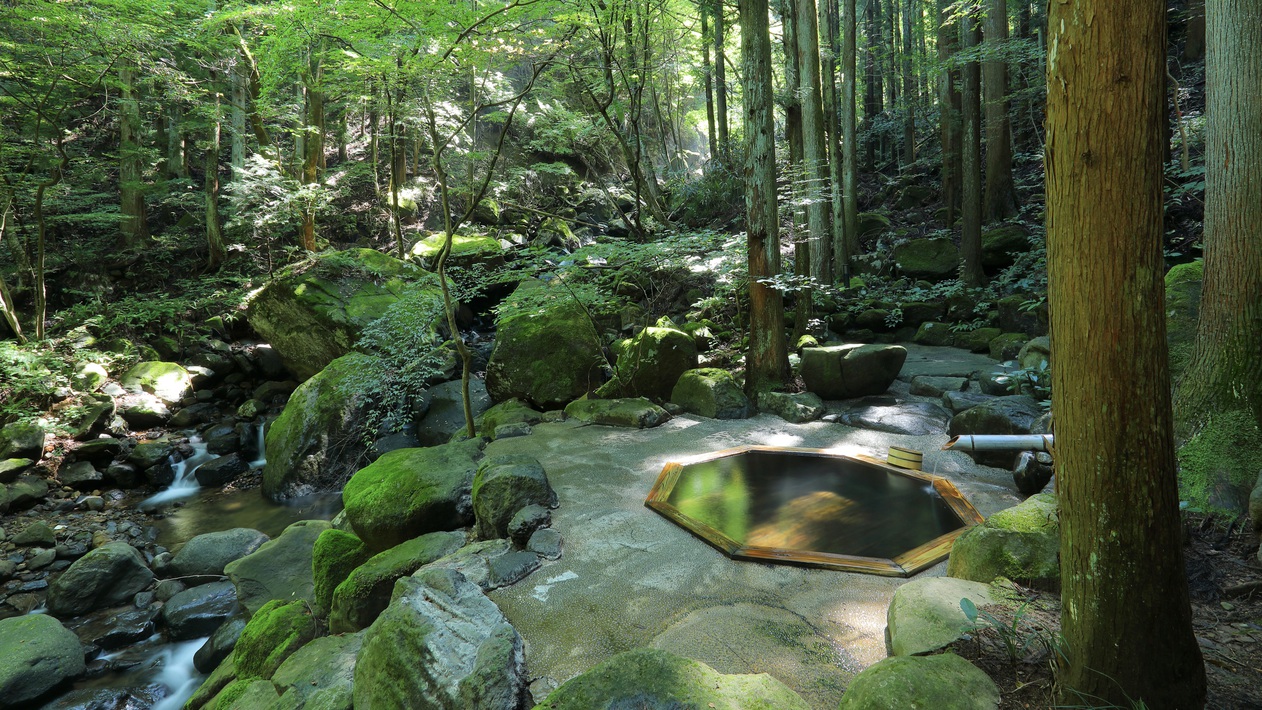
[981,224,1029,270]
[472,456,557,540]
[563,398,671,429]
[342,439,484,552]
[893,238,960,280]
[837,402,952,436]
[262,353,377,501]
[233,599,319,681]
[246,248,445,380]
[161,580,239,641]
[1165,259,1202,382]
[947,493,1060,590]
[887,577,996,656]
[837,653,999,710]
[270,633,362,709]
[328,531,467,633]
[47,542,154,617]
[416,378,493,446]
[426,539,540,592]
[0,475,50,514]
[353,568,529,709]
[598,325,698,401]
[800,344,907,400]
[410,233,504,270]
[312,528,372,618]
[757,391,826,423]
[224,520,330,616]
[0,420,45,460]
[485,281,606,408]
[476,399,544,438]
[669,368,753,419]
[0,614,85,707]
[533,648,810,710]
[119,361,192,404]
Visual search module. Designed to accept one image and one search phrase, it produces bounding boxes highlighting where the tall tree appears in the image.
[959,5,983,285]
[1174,1,1262,445]
[118,62,150,248]
[863,0,883,167]
[713,0,730,159]
[796,0,832,283]
[982,0,1018,221]
[823,0,847,282]
[701,7,719,161]
[936,0,961,227]
[839,0,859,269]
[741,0,789,394]
[900,0,915,165]
[1045,0,1208,705]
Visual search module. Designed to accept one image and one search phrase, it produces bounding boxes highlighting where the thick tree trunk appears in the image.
[1184,0,1206,60]
[960,8,983,285]
[1046,0,1208,705]
[299,50,324,252]
[840,0,859,265]
[797,0,832,283]
[936,0,961,227]
[714,0,730,160]
[824,0,847,280]
[982,0,1018,221]
[740,0,788,395]
[1175,0,1262,432]
[118,64,149,249]
[781,0,811,340]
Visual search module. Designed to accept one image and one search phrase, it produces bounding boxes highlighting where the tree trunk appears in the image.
[901,0,915,166]
[701,8,719,163]
[1174,0,1262,434]
[824,0,848,280]
[206,94,225,270]
[299,48,324,252]
[1184,0,1206,60]
[797,0,832,284]
[960,7,983,286]
[740,0,788,395]
[0,202,24,343]
[863,0,883,169]
[1046,0,1208,705]
[840,0,859,266]
[713,0,730,161]
[781,0,811,340]
[167,106,188,179]
[118,63,149,249]
[937,0,962,227]
[230,61,247,176]
[983,0,1018,221]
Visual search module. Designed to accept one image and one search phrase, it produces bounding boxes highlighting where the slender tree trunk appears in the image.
[1046,0,1207,705]
[937,0,961,227]
[714,0,730,160]
[797,0,832,283]
[960,7,983,285]
[741,0,788,394]
[0,201,24,343]
[841,0,859,264]
[206,85,225,270]
[118,63,149,249]
[299,48,324,252]
[884,0,897,164]
[1174,0,1262,432]
[982,0,1017,221]
[701,8,719,163]
[863,0,883,168]
[230,61,247,176]
[901,0,915,166]
[167,106,188,179]
[824,0,847,281]
[782,0,811,339]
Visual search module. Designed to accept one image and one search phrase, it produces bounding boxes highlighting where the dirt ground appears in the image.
[952,516,1262,709]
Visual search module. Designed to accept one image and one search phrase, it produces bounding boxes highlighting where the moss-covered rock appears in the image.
[485,281,606,408]
[893,238,960,280]
[262,353,377,501]
[995,295,1047,336]
[1177,409,1262,515]
[981,224,1029,270]
[328,531,466,634]
[234,599,319,681]
[886,577,995,657]
[119,361,193,404]
[409,233,504,270]
[474,399,544,439]
[246,248,444,380]
[756,391,825,423]
[221,679,280,709]
[955,327,1002,353]
[311,529,371,618]
[913,322,955,347]
[224,520,330,616]
[0,420,46,461]
[900,301,946,328]
[988,332,1027,361]
[669,368,753,419]
[185,651,238,710]
[947,493,1059,589]
[837,653,999,710]
[799,344,907,400]
[1017,335,1050,371]
[1165,259,1203,382]
[270,632,362,709]
[563,398,671,428]
[857,212,891,238]
[342,439,484,552]
[472,456,556,540]
[46,541,154,617]
[0,614,86,706]
[532,648,810,710]
[597,325,697,401]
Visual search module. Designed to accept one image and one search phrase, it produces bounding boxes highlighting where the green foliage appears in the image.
[1176,409,1262,515]
[0,341,68,424]
[668,163,744,226]
[52,273,250,343]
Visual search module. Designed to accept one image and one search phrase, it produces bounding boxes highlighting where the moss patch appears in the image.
[311,528,371,618]
[1177,409,1262,514]
[328,530,466,633]
[1165,260,1203,382]
[234,599,319,681]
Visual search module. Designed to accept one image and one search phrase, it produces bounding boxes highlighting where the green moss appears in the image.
[206,678,253,710]
[234,599,319,681]
[409,233,503,266]
[475,399,544,438]
[311,529,370,618]
[328,530,466,633]
[1165,260,1204,382]
[1177,409,1262,514]
[837,653,999,710]
[947,494,1059,589]
[186,652,238,710]
[596,326,697,400]
[893,238,960,280]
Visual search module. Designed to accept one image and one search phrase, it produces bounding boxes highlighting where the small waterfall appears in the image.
[248,420,267,469]
[145,637,207,710]
[140,437,218,508]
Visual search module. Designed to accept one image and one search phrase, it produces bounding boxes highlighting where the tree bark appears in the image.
[299,47,324,252]
[824,0,848,280]
[740,0,788,394]
[230,60,247,176]
[118,63,149,249]
[863,0,883,168]
[1046,0,1208,705]
[983,0,1018,221]
[797,0,832,283]
[206,85,225,271]
[936,0,961,227]
[701,8,719,163]
[713,0,730,160]
[781,0,811,340]
[840,0,859,266]
[1174,0,1262,433]
[901,0,915,166]
[960,7,983,285]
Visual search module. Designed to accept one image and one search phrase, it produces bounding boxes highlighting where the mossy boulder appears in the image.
[410,233,504,270]
[270,632,362,709]
[995,295,1047,336]
[1165,259,1203,382]
[119,361,193,404]
[0,614,86,706]
[353,568,529,709]
[886,577,996,657]
[563,398,671,428]
[475,398,544,439]
[0,420,46,461]
[837,653,999,710]
[1177,409,1262,515]
[947,493,1060,589]
[900,301,946,328]
[913,322,955,347]
[669,368,753,419]
[47,541,154,617]
[342,439,484,552]
[893,238,960,280]
[472,455,557,540]
[234,599,319,680]
[981,224,1029,270]
[756,390,826,423]
[988,332,1027,361]
[311,528,372,618]
[532,648,810,710]
[262,353,377,501]
[947,395,1045,467]
[485,281,606,409]
[170,528,270,581]
[857,212,891,238]
[224,520,330,616]
[1017,335,1050,371]
[955,326,1003,353]
[896,184,936,209]
[328,531,466,633]
[246,248,444,380]
[597,325,698,401]
[799,344,907,400]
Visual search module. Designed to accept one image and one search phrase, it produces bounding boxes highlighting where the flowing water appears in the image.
[138,438,217,510]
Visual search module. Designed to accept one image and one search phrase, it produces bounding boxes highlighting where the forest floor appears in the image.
[953,517,1262,709]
